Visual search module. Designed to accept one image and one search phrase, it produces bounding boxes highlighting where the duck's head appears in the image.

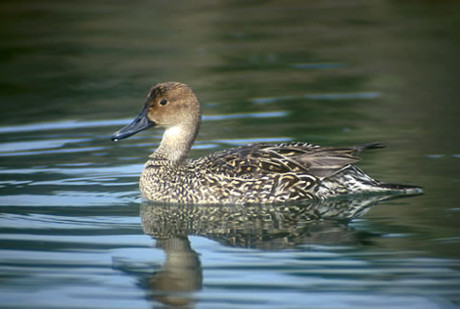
[112,82,201,142]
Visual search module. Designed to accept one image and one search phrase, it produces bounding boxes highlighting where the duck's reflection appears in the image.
[144,236,201,307]
[140,194,403,306]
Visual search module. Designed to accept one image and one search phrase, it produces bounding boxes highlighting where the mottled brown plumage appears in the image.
[112,82,422,204]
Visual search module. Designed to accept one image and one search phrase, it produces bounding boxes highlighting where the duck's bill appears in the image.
[111,107,155,141]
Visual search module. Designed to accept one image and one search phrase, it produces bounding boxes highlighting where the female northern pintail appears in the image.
[112,82,422,204]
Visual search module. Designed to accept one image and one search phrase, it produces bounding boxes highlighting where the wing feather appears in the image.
[195,142,384,179]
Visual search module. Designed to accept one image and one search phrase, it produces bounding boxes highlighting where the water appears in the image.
[1,1,460,308]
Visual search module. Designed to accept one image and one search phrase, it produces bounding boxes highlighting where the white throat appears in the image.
[163,125,184,142]
[155,124,196,162]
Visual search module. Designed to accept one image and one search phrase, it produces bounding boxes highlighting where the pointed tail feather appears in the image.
[352,142,386,153]
[377,182,424,196]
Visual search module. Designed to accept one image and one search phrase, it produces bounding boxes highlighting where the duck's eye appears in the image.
[159,99,168,106]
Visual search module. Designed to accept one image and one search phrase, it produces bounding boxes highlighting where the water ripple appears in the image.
[252,92,381,104]
[0,111,288,134]
[291,62,345,69]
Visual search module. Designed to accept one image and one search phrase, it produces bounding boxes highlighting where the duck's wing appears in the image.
[196,142,384,179]
[267,142,384,178]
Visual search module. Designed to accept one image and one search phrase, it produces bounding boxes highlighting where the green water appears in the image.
[1,1,460,308]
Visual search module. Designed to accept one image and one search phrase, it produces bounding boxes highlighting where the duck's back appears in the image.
[195,142,380,178]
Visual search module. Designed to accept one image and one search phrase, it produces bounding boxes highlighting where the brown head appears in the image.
[112,82,201,161]
[112,82,201,141]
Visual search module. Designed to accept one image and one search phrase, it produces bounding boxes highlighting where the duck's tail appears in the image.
[319,165,424,199]
[375,182,424,196]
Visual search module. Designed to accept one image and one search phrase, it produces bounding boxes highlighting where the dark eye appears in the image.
[159,99,168,106]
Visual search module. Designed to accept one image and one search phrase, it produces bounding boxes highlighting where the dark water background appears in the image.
[1,1,460,308]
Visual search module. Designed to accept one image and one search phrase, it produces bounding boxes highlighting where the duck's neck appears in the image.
[154,122,199,163]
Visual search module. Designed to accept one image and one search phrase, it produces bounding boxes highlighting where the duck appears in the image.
[112,82,422,204]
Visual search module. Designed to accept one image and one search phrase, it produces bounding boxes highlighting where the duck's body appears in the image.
[112,82,422,204]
